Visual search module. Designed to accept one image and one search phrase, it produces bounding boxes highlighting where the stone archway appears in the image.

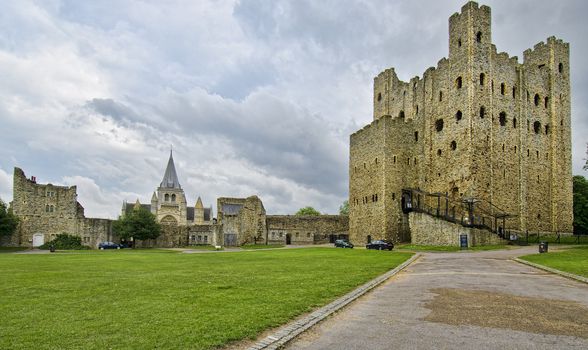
[160,215,178,225]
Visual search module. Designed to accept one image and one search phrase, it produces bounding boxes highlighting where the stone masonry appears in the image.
[10,167,115,247]
[349,1,572,245]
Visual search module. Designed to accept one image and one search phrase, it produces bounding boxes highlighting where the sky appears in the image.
[0,0,587,219]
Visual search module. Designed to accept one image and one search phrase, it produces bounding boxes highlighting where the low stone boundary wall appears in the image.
[409,212,506,246]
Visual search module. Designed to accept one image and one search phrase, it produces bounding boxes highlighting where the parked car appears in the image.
[98,242,122,250]
[334,239,354,248]
[366,240,394,251]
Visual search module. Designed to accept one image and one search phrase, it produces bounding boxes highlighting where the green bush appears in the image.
[39,234,90,250]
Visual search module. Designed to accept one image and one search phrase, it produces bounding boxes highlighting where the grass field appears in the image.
[0,248,412,349]
[519,245,588,278]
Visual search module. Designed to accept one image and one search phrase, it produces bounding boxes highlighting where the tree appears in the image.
[295,206,321,216]
[0,198,19,237]
[584,143,588,170]
[113,206,161,241]
[339,200,349,216]
[573,175,588,234]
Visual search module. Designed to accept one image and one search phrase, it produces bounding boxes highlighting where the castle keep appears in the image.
[349,2,573,245]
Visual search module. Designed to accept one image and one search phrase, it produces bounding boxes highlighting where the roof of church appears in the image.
[124,203,151,214]
[160,151,181,189]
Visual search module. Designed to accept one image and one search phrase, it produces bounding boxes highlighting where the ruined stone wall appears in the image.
[349,1,573,246]
[217,196,266,245]
[410,212,506,246]
[266,215,348,244]
[9,167,113,248]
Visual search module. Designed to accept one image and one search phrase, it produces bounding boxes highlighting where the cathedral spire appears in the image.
[160,150,181,189]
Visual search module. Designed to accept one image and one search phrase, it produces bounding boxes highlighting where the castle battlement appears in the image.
[349,1,573,245]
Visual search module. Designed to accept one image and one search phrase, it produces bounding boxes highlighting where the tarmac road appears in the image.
[286,246,588,350]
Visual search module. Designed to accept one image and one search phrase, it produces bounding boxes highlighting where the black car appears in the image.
[98,242,122,250]
[334,239,354,248]
[366,240,394,251]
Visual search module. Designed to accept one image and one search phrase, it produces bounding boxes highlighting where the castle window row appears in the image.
[354,194,379,206]
[46,191,55,197]
[45,205,55,213]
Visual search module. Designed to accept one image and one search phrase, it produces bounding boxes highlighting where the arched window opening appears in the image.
[437,149,442,156]
[559,63,563,73]
[414,131,419,142]
[416,105,419,114]
[375,158,378,164]
[512,117,517,129]
[534,94,540,106]
[45,204,50,213]
[502,144,505,151]
[171,194,176,202]
[456,76,462,89]
[514,146,517,153]
[545,124,550,135]
[455,110,462,121]
[399,111,405,119]
[377,93,382,102]
[499,112,507,126]
[476,31,482,43]
[500,83,505,95]
[458,38,462,47]
[544,96,549,108]
[479,73,485,86]
[533,121,541,134]
[527,90,530,101]
[393,156,396,164]
[512,87,516,98]
[527,149,530,157]
[536,150,539,159]
[435,119,444,132]
[439,91,443,101]
[165,193,170,202]
[479,106,485,118]
[451,141,457,151]
[407,158,410,165]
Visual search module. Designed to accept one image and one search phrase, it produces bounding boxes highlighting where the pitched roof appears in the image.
[160,151,181,189]
[124,203,151,214]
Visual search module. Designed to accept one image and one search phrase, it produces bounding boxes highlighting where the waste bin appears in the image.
[539,241,548,253]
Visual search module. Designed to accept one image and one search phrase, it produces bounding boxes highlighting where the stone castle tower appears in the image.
[349,1,572,244]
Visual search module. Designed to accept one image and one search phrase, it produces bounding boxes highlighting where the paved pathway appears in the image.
[286,246,588,350]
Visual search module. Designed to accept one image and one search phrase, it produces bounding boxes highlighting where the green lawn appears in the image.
[519,245,588,278]
[0,248,412,349]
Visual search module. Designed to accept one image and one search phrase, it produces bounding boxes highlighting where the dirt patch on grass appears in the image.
[424,288,588,338]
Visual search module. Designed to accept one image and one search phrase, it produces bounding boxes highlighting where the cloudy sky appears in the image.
[0,0,586,219]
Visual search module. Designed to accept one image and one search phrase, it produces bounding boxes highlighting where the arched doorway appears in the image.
[160,215,178,225]
[286,233,292,245]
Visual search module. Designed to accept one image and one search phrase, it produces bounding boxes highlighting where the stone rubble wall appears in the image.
[266,215,349,244]
[410,211,506,246]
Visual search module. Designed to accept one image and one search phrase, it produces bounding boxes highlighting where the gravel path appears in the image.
[286,246,588,350]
